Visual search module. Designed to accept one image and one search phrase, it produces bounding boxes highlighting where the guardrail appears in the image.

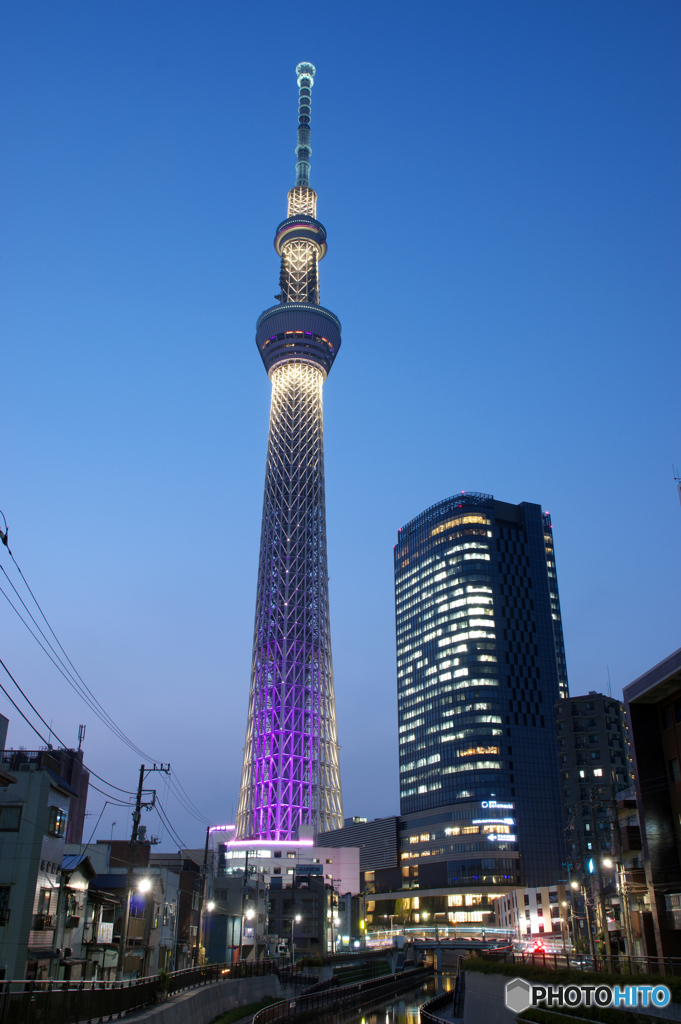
[419,989,453,1024]
[253,965,433,1024]
[482,949,681,977]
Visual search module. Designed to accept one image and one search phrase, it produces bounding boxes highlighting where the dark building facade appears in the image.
[394,492,568,887]
[624,646,681,958]
[555,692,634,875]
[267,874,334,955]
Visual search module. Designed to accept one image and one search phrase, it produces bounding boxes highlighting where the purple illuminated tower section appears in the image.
[236,63,344,840]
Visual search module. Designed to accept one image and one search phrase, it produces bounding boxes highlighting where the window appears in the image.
[674,699,681,725]
[48,806,67,838]
[593,768,603,777]
[273,867,281,874]
[579,770,586,778]
[287,852,296,859]
[0,806,22,832]
[274,851,282,858]
[670,758,681,783]
[38,888,51,915]
[0,886,9,925]
[326,859,333,864]
[287,868,294,874]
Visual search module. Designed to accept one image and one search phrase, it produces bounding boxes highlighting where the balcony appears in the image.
[624,868,647,890]
[33,914,54,930]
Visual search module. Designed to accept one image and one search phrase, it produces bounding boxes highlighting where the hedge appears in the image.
[462,954,681,1004]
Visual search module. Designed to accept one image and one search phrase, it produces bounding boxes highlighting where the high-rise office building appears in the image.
[394,491,568,888]
[236,65,343,840]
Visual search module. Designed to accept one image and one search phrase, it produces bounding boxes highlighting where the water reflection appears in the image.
[342,975,456,1024]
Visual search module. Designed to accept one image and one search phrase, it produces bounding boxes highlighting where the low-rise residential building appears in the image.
[495,884,570,946]
[205,872,266,963]
[87,863,178,978]
[149,852,201,969]
[0,749,78,979]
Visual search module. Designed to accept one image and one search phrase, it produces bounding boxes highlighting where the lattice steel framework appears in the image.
[236,64,344,840]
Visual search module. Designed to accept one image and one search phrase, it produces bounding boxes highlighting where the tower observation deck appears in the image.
[236,64,344,840]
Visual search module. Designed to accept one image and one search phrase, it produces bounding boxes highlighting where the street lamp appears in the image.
[291,914,302,965]
[138,878,151,893]
[207,901,215,912]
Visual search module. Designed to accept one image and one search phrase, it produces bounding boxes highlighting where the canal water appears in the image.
[337,973,457,1024]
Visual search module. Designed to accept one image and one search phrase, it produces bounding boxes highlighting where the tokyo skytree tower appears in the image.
[236,64,344,840]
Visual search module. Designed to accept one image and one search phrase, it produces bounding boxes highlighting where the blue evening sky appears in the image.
[1,1,679,846]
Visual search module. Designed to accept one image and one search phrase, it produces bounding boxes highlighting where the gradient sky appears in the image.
[1,1,679,849]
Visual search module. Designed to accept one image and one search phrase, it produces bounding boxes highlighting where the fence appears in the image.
[419,989,453,1024]
[482,948,681,977]
[0,956,289,1024]
[253,965,433,1024]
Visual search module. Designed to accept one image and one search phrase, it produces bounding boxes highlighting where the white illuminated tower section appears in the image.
[236,64,344,840]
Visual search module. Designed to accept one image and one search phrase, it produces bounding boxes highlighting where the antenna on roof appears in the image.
[78,724,86,750]
[606,666,612,699]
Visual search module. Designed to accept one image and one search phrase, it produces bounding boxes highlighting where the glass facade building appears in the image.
[395,492,568,887]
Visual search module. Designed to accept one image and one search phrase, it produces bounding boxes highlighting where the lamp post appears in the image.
[381,914,395,940]
[117,877,151,980]
[291,914,301,965]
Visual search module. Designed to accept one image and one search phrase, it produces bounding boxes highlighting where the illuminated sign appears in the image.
[473,817,515,826]
[487,834,517,842]
[481,800,514,809]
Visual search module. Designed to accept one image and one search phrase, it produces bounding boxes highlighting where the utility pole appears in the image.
[610,782,634,955]
[116,764,170,980]
[583,881,596,957]
[194,826,211,967]
[562,863,578,950]
[589,786,612,962]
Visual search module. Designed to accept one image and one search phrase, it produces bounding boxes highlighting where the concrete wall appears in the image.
[127,974,291,1024]
[462,971,517,1024]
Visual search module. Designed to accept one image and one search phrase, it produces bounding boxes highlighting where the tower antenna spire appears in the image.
[237,64,343,841]
[295,62,315,187]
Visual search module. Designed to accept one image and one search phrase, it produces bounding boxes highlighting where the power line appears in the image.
[0,658,53,748]
[0,523,214,825]
[0,652,139,803]
[154,797,188,850]
[87,782,133,807]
